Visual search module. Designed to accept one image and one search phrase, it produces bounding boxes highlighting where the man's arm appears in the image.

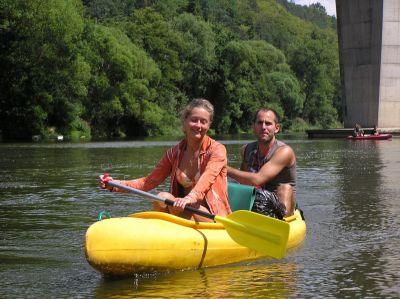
[228,145,295,187]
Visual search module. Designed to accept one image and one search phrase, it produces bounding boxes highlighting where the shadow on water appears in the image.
[91,263,299,299]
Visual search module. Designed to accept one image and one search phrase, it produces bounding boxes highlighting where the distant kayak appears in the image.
[347,134,392,140]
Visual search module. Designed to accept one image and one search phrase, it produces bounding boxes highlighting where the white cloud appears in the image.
[292,0,336,16]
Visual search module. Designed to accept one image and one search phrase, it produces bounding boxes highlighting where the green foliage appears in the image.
[266,71,304,125]
[214,39,303,133]
[173,13,217,98]
[83,0,137,20]
[81,23,172,138]
[121,8,187,116]
[0,0,88,140]
[288,117,312,132]
[0,0,341,140]
[289,29,339,127]
[277,0,337,30]
[69,118,92,141]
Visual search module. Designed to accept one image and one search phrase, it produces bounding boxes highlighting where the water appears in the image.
[1,136,399,298]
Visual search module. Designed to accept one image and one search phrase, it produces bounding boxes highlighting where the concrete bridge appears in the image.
[337,0,400,129]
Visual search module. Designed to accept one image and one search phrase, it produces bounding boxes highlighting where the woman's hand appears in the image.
[173,196,197,210]
[99,173,113,190]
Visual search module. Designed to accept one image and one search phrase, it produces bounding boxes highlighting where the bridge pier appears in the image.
[336,0,400,128]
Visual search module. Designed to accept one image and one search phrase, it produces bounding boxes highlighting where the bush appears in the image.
[288,117,311,132]
[69,118,92,141]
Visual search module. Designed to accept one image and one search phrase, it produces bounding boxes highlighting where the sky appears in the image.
[292,0,336,16]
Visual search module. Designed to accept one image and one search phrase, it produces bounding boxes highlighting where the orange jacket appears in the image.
[114,136,231,216]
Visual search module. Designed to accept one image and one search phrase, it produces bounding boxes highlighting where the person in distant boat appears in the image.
[99,98,231,222]
[227,108,296,218]
[353,123,364,137]
[371,124,379,135]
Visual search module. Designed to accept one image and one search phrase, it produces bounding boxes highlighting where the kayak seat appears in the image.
[228,182,256,212]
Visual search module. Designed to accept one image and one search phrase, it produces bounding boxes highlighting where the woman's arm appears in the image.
[109,148,175,192]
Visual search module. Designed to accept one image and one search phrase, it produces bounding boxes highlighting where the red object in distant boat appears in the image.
[347,134,392,140]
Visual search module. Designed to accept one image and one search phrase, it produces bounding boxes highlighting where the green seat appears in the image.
[228,182,256,211]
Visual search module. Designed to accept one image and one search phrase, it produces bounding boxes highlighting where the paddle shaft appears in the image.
[108,181,215,220]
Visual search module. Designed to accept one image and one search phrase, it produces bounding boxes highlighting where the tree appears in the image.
[80,22,166,138]
[83,0,137,20]
[289,29,339,127]
[277,0,337,30]
[121,8,187,120]
[172,13,218,99]
[0,0,90,140]
[214,39,303,133]
[0,0,342,140]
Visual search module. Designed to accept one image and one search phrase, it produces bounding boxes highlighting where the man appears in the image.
[227,108,296,217]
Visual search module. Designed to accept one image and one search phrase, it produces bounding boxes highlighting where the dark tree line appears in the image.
[0,0,340,141]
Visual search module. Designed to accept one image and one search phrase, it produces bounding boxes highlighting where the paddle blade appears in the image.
[215,210,290,259]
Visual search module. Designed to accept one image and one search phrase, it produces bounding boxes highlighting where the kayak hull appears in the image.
[347,134,392,140]
[85,210,306,276]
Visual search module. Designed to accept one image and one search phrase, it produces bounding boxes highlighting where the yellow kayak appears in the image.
[85,210,306,276]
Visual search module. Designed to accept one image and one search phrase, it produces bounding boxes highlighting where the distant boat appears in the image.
[57,135,64,141]
[347,134,392,140]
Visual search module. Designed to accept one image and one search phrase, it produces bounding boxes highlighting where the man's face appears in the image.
[253,110,280,143]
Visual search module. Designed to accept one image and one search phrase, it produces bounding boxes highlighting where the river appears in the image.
[0,135,399,298]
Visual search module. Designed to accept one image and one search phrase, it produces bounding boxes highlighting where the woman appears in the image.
[99,98,231,222]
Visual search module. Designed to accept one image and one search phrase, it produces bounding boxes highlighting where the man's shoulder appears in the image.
[243,141,257,154]
[274,141,296,164]
[276,140,294,149]
[276,140,293,150]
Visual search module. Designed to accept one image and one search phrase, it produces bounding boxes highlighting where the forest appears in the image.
[0,0,340,141]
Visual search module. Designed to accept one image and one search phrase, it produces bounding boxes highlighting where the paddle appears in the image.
[107,180,290,259]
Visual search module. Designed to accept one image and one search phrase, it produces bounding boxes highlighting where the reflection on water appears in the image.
[92,263,298,299]
[337,141,385,229]
[333,140,400,298]
[1,137,399,298]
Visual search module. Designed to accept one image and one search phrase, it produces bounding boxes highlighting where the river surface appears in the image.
[1,135,399,298]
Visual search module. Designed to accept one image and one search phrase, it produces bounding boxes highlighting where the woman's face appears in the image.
[184,107,211,141]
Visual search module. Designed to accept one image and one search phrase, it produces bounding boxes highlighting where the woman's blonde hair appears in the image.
[180,98,214,123]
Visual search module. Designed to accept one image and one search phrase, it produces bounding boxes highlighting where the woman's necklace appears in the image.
[189,158,195,167]
[188,149,199,168]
